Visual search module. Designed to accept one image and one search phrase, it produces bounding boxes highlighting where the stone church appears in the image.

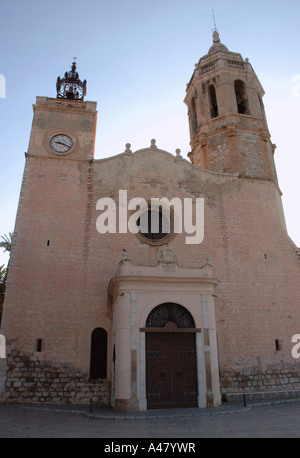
[0,31,299,410]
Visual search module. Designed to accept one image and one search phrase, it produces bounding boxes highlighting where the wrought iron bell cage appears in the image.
[56,61,87,101]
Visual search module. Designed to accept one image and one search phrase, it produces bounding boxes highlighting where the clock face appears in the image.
[50,134,73,153]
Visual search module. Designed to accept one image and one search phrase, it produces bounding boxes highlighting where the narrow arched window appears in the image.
[90,328,107,379]
[208,84,218,118]
[190,97,198,135]
[234,79,250,115]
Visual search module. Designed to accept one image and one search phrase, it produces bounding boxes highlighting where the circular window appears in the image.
[138,209,168,241]
[136,205,175,245]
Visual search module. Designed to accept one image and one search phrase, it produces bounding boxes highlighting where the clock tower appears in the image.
[1,64,99,392]
[27,62,97,162]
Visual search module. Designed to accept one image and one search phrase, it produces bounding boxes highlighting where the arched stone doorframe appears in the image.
[138,297,200,410]
[139,301,205,410]
[108,260,221,411]
[138,295,219,410]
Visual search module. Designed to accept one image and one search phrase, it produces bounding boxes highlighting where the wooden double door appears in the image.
[146,332,198,409]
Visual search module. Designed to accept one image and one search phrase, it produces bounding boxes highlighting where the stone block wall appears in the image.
[220,365,300,397]
[0,349,110,405]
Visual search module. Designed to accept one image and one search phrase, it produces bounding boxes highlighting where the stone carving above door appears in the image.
[158,246,178,265]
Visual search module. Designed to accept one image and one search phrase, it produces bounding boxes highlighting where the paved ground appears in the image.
[0,399,299,438]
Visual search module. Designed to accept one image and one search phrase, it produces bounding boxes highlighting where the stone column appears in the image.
[139,332,147,410]
[130,292,138,410]
[202,294,221,407]
[196,331,207,407]
[114,292,132,411]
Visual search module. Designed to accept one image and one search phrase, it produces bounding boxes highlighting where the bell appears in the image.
[66,86,75,99]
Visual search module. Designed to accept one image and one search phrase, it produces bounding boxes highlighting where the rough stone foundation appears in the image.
[0,349,111,405]
[1,350,300,407]
[220,365,300,400]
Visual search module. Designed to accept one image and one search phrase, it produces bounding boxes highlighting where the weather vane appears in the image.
[212,9,218,33]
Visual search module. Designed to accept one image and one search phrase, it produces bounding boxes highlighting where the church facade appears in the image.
[0,32,299,410]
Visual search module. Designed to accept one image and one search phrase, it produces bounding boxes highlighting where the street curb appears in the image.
[82,407,253,421]
[19,397,300,421]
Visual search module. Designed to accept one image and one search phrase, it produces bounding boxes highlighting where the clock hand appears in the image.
[55,141,69,147]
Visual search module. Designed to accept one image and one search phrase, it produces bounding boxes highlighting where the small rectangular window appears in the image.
[275,339,282,351]
[36,339,42,352]
[46,240,50,246]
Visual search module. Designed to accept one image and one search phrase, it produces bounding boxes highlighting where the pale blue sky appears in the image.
[0,0,299,266]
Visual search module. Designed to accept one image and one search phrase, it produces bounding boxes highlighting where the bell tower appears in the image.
[184,31,277,181]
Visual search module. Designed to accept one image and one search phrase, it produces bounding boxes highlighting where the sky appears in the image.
[0,0,299,266]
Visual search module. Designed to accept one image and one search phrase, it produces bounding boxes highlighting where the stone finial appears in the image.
[117,249,132,276]
[206,256,212,266]
[124,143,132,153]
[208,27,229,54]
[150,139,157,149]
[213,30,220,44]
[175,148,182,159]
[199,256,213,277]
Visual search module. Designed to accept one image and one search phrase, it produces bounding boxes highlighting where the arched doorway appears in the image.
[145,303,198,409]
[90,328,107,379]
